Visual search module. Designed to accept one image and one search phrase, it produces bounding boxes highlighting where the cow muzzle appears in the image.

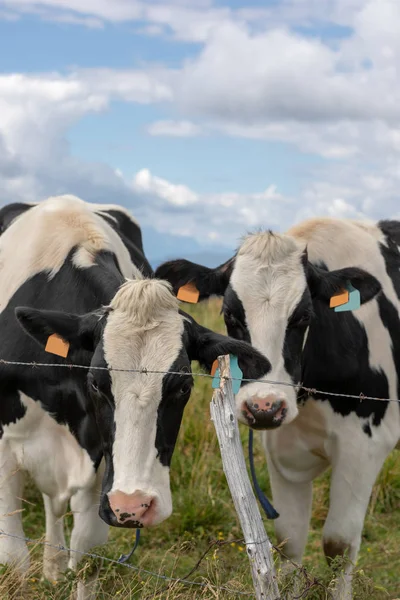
[105,490,157,528]
[240,394,288,429]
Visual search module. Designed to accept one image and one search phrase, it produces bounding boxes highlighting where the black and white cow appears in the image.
[0,199,153,276]
[0,195,271,598]
[156,217,400,599]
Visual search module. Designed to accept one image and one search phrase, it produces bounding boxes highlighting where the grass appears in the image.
[2,298,400,599]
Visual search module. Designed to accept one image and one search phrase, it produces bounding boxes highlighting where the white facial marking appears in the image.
[233,233,306,425]
[102,279,185,525]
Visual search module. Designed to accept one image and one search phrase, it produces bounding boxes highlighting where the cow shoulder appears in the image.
[96,206,143,252]
[94,206,153,277]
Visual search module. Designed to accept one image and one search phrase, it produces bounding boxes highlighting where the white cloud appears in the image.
[1,0,400,256]
[130,167,301,246]
[129,162,400,249]
[0,0,240,42]
[0,0,368,34]
[174,18,400,124]
[0,70,172,164]
[0,71,172,210]
[133,169,199,207]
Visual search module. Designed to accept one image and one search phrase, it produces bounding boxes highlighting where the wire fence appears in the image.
[0,358,398,404]
[0,529,255,596]
[0,527,333,599]
[0,357,397,598]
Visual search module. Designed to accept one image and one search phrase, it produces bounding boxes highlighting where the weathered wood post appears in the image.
[210,354,280,600]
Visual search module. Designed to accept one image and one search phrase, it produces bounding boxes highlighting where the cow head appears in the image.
[15,279,270,529]
[155,232,382,429]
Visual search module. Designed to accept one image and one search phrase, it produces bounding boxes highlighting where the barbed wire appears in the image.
[0,358,398,404]
[0,528,276,597]
[0,527,337,600]
[0,358,387,598]
[0,527,361,600]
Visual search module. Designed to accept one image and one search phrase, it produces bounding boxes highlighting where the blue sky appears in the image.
[0,0,399,266]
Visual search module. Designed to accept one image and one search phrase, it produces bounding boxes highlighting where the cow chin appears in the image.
[236,384,299,430]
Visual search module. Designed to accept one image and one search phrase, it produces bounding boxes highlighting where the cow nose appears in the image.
[241,394,287,429]
[108,491,155,527]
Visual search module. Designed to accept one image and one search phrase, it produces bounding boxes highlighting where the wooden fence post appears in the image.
[210,354,280,600]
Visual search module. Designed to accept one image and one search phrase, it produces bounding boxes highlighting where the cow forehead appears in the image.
[230,246,308,319]
[102,309,185,403]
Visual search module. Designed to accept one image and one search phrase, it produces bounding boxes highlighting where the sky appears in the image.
[1,0,400,266]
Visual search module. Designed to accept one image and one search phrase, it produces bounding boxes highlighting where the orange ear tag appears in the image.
[329,289,349,309]
[211,359,218,377]
[45,334,70,358]
[177,283,199,303]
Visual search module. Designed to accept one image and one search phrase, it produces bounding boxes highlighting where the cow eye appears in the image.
[290,314,311,328]
[179,382,191,396]
[224,310,236,323]
[91,381,99,393]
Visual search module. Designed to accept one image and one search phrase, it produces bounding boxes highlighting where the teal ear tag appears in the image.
[211,366,221,389]
[334,282,361,312]
[211,355,243,394]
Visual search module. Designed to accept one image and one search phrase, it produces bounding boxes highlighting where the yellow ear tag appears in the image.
[330,289,349,309]
[211,359,219,377]
[45,334,70,358]
[177,283,199,303]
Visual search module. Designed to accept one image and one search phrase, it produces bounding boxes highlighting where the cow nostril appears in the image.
[242,397,287,429]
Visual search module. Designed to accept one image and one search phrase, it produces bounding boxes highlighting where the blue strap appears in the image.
[248,430,279,520]
[117,528,141,563]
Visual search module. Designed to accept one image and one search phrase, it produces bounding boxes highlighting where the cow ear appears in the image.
[183,314,270,381]
[155,256,235,301]
[15,307,100,353]
[307,264,382,305]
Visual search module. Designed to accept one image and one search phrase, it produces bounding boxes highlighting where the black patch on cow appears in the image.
[157,347,193,466]
[0,386,27,429]
[377,293,400,404]
[0,249,123,463]
[301,295,390,427]
[0,203,32,234]
[378,222,400,301]
[101,209,144,252]
[378,219,400,247]
[87,340,116,474]
[222,285,251,343]
[98,210,153,277]
[363,423,372,437]
[283,288,314,385]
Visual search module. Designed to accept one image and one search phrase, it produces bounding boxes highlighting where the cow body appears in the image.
[0,196,145,591]
[0,195,270,598]
[156,217,400,599]
[0,199,153,277]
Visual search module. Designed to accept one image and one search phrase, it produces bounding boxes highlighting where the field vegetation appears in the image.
[2,299,399,599]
